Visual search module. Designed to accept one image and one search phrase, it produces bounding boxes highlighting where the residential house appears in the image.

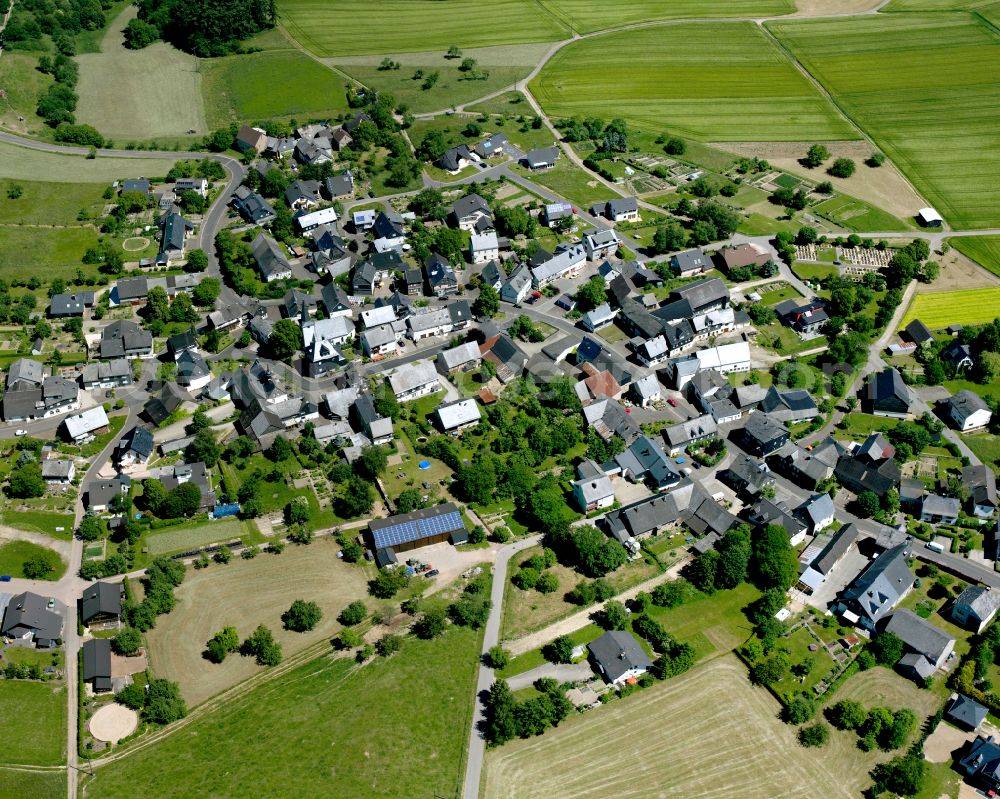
[282,288,319,321]
[885,608,956,670]
[580,303,617,333]
[952,585,1000,633]
[720,454,774,499]
[49,291,94,318]
[174,177,207,197]
[603,479,738,546]
[352,260,378,295]
[964,464,998,518]
[176,350,212,391]
[741,412,790,457]
[323,171,355,199]
[746,497,808,547]
[523,146,558,170]
[351,393,393,446]
[120,179,151,195]
[775,298,828,336]
[583,397,641,444]
[167,330,197,361]
[835,433,901,497]
[81,581,123,627]
[251,232,293,283]
[670,277,730,315]
[760,387,818,424]
[232,186,276,225]
[100,320,153,359]
[590,197,639,223]
[373,210,407,247]
[439,144,473,173]
[480,332,527,383]
[41,459,74,484]
[543,202,574,228]
[387,360,440,402]
[321,284,354,319]
[236,124,267,153]
[117,427,154,467]
[144,382,190,427]
[500,264,532,305]
[156,211,193,266]
[531,244,587,288]
[670,248,710,277]
[838,543,914,630]
[435,398,482,435]
[295,207,338,233]
[960,736,1000,792]
[331,128,353,151]
[947,694,989,732]
[718,243,771,274]
[425,253,459,297]
[943,340,974,372]
[1,591,63,647]
[63,406,110,443]
[796,523,860,595]
[797,492,836,533]
[480,260,505,291]
[473,133,508,160]
[450,194,492,231]
[615,435,680,490]
[82,638,112,693]
[946,390,992,432]
[438,341,481,375]
[352,209,376,231]
[402,267,423,296]
[84,472,130,513]
[361,324,399,358]
[284,179,321,210]
[630,374,662,408]
[920,494,960,525]
[470,231,500,265]
[588,630,653,685]
[865,368,912,418]
[7,359,45,390]
[583,229,620,261]
[663,413,718,455]
[636,335,670,368]
[572,459,615,513]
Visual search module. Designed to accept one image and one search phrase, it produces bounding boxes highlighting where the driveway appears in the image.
[505,661,594,691]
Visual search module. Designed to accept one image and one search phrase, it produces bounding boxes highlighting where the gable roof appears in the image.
[842,543,914,625]
[82,638,112,685]
[588,630,652,683]
[1,591,62,642]
[885,607,956,663]
[81,581,122,623]
[867,367,911,410]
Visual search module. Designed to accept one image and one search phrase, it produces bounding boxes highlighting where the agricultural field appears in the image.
[483,656,874,799]
[0,141,175,184]
[0,540,66,580]
[76,8,206,141]
[531,22,858,141]
[84,627,481,799]
[201,50,352,129]
[1,511,75,540]
[279,0,570,57]
[535,0,794,33]
[811,194,913,233]
[334,43,551,115]
[0,769,64,799]
[0,52,54,137]
[144,518,247,555]
[0,227,101,281]
[0,180,108,226]
[951,235,1000,279]
[885,0,997,8]
[898,286,1000,331]
[144,540,371,706]
[0,681,66,766]
[770,13,1000,229]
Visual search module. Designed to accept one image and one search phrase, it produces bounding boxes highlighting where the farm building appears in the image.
[917,207,943,228]
[364,502,467,560]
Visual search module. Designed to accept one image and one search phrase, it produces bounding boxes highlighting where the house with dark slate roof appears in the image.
[100,320,153,359]
[83,638,112,693]
[837,543,913,630]
[49,291,94,318]
[865,367,912,418]
[952,585,1000,633]
[960,735,1000,792]
[885,607,956,670]
[588,630,652,684]
[740,412,790,457]
[1,591,63,647]
[523,146,559,170]
[81,582,123,626]
[232,186,276,225]
[947,694,989,731]
[251,232,293,283]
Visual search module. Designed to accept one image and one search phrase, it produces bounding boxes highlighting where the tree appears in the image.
[338,475,374,518]
[192,277,221,306]
[9,463,45,498]
[395,488,423,514]
[112,627,142,656]
[241,625,282,665]
[828,158,856,178]
[664,137,686,155]
[869,631,904,666]
[205,626,239,663]
[686,549,719,593]
[484,679,518,746]
[487,645,510,670]
[185,428,221,468]
[285,496,311,527]
[599,600,629,631]
[803,144,830,168]
[143,678,187,724]
[267,319,303,360]
[799,722,829,747]
[282,599,322,632]
[134,0,278,57]
[358,445,388,480]
[750,524,797,591]
[369,567,409,599]
[783,695,816,724]
[473,285,499,318]
[376,634,403,657]
[334,628,361,650]
[448,592,491,629]
[715,527,751,589]
[651,221,688,255]
[116,682,146,710]
[144,286,170,325]
[543,635,574,664]
[185,248,208,272]
[750,651,790,685]
[536,572,559,594]
[338,601,367,626]
[827,699,867,730]
[856,490,881,518]
[870,754,928,797]
[22,549,61,579]
[77,515,107,542]
[575,276,608,312]
[413,608,447,639]
[884,708,917,750]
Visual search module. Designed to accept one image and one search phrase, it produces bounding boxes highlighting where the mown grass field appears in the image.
[279,0,570,57]
[202,50,352,129]
[0,226,101,281]
[0,681,66,766]
[0,769,64,799]
[0,540,66,580]
[898,286,1000,330]
[536,0,794,33]
[811,194,913,232]
[144,518,247,556]
[0,52,53,137]
[0,179,108,225]
[510,160,611,209]
[145,540,370,706]
[484,656,874,799]
[0,141,174,183]
[86,627,481,799]
[1,511,75,540]
[76,7,206,140]
[770,13,1000,229]
[885,0,996,9]
[951,235,1000,278]
[531,23,858,142]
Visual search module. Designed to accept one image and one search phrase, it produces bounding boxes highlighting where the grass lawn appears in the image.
[536,0,793,32]
[811,194,913,233]
[770,13,1000,229]
[0,680,66,766]
[4,647,63,670]
[0,52,54,138]
[835,412,899,442]
[794,262,839,282]
[485,655,875,799]
[501,545,659,639]
[86,626,481,798]
[898,287,1000,331]
[756,322,828,355]
[0,540,66,580]
[0,140,175,183]
[770,625,837,702]
[951,235,1000,279]
[466,90,531,116]
[76,7,206,141]
[280,0,569,57]
[738,211,800,237]
[943,377,1000,401]
[0,769,64,799]
[0,226,101,281]
[757,282,803,306]
[961,431,1000,469]
[143,518,247,555]
[643,582,759,661]
[830,665,943,722]
[0,179,107,226]
[532,22,857,142]
[510,161,609,209]
[1,511,75,540]
[201,49,352,129]
[145,539,371,706]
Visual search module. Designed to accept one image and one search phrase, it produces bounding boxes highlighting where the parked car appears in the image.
[425,569,440,578]
[0,575,10,582]
[667,398,678,408]
[14,429,27,437]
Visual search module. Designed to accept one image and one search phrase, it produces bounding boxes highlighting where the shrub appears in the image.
[338,600,367,626]
[282,599,322,632]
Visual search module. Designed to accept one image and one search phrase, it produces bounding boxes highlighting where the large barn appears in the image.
[364,502,467,564]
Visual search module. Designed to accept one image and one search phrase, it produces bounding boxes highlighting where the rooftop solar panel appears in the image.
[369,504,465,549]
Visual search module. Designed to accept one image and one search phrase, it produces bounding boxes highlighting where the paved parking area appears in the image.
[804,545,871,610]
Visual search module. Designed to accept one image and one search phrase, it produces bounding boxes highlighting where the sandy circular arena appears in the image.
[122,237,150,252]
[89,703,138,744]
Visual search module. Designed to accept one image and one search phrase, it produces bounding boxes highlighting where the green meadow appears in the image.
[279,0,570,57]
[536,0,794,33]
[951,235,1000,278]
[531,22,858,141]
[770,13,1000,229]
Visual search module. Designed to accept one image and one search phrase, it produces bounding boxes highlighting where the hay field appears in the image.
[898,286,1000,331]
[885,0,996,9]
[0,52,53,137]
[0,769,64,799]
[483,657,873,799]
[84,628,481,799]
[952,236,1000,279]
[145,518,246,555]
[145,540,371,706]
[770,13,1000,229]
[531,23,858,141]
[0,141,174,183]
[0,681,66,766]
[76,8,206,140]
[536,0,793,33]
[832,665,943,720]
[201,50,352,129]
[279,0,570,57]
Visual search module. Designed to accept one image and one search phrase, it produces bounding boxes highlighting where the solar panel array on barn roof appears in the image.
[368,502,464,549]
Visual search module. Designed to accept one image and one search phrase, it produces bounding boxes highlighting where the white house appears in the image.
[947,390,992,432]
[303,316,354,348]
[583,229,620,262]
[360,305,397,330]
[435,398,482,434]
[295,206,338,232]
[387,360,440,402]
[470,231,500,265]
[361,324,398,358]
[630,374,662,408]
[694,342,751,375]
[531,244,587,288]
[572,459,615,512]
[500,264,532,305]
[580,303,617,333]
[63,406,110,443]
